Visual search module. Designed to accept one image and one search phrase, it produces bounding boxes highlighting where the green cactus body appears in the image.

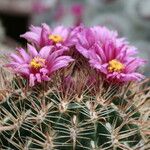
[0,68,149,150]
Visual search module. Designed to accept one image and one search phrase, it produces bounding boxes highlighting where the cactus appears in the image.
[0,67,149,150]
[0,24,149,150]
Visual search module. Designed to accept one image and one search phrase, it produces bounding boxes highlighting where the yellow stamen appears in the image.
[108,59,124,72]
[30,57,45,69]
[49,34,63,43]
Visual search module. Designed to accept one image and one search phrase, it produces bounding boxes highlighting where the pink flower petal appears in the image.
[10,53,24,63]
[39,46,53,58]
[17,48,30,62]
[27,44,38,57]
[29,25,42,34]
[36,73,41,83]
[20,32,40,45]
[29,74,36,87]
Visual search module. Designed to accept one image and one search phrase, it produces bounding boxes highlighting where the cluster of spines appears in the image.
[0,68,149,150]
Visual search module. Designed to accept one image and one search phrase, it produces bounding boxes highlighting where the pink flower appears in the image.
[71,3,84,17]
[21,23,74,49]
[90,27,145,82]
[32,1,46,13]
[75,27,97,58]
[71,3,84,26]
[76,26,145,82]
[7,44,74,86]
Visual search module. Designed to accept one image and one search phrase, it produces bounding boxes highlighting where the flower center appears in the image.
[108,59,124,72]
[30,57,45,69]
[48,34,63,43]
